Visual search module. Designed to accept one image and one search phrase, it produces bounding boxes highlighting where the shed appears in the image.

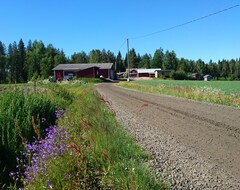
[192,73,201,80]
[52,63,114,81]
[203,75,212,81]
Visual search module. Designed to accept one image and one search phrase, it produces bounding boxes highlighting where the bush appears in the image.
[170,70,188,80]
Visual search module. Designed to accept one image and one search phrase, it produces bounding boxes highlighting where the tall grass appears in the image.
[0,85,70,187]
[118,82,240,108]
[15,84,167,189]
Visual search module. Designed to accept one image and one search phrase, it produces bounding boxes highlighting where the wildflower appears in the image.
[55,108,65,119]
[41,117,46,123]
[10,125,70,186]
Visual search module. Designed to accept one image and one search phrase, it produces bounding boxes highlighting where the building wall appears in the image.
[139,73,150,77]
[76,67,99,78]
[55,70,64,81]
[99,69,110,78]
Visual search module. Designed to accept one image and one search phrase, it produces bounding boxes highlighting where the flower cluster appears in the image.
[55,108,65,119]
[10,125,70,187]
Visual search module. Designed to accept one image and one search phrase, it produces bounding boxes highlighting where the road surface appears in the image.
[96,83,240,189]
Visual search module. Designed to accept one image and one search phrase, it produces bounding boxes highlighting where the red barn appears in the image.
[52,63,114,81]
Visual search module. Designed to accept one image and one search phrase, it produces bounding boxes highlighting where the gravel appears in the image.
[96,83,240,190]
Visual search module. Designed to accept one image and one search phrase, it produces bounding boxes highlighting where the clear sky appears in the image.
[0,0,239,62]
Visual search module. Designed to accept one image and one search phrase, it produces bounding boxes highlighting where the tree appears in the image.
[128,48,138,68]
[177,58,189,73]
[195,59,205,75]
[163,50,178,70]
[0,41,7,83]
[106,50,115,63]
[18,39,26,82]
[116,51,125,72]
[220,59,229,79]
[139,54,151,68]
[25,40,45,80]
[101,49,108,63]
[71,51,88,63]
[151,48,164,68]
[234,59,240,79]
[8,42,20,83]
[89,49,101,63]
[54,50,67,66]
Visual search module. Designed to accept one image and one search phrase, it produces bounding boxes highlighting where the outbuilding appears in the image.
[203,74,212,81]
[52,63,114,81]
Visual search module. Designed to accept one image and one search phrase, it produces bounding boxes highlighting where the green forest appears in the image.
[0,39,240,83]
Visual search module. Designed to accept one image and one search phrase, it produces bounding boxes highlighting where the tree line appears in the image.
[0,39,240,83]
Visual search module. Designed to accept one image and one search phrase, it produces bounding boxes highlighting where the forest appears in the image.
[0,39,240,83]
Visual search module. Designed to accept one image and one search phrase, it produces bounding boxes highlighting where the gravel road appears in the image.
[96,83,240,190]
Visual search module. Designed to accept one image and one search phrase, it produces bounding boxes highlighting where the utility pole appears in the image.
[127,38,130,82]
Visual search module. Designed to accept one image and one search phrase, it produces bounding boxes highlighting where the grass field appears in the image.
[119,79,240,108]
[134,80,240,95]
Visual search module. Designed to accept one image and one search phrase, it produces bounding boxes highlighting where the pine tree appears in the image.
[18,39,26,82]
[0,41,7,83]
[151,48,164,68]
[116,51,125,72]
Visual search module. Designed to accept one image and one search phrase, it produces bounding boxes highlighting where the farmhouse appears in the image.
[129,68,172,78]
[52,63,114,81]
[130,68,162,78]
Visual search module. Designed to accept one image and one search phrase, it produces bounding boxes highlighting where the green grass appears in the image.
[55,85,167,189]
[5,83,168,189]
[0,84,71,187]
[134,80,240,95]
[118,80,240,108]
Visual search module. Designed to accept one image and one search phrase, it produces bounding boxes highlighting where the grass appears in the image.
[134,80,240,95]
[118,80,240,108]
[0,85,70,187]
[56,85,167,189]
[4,83,168,189]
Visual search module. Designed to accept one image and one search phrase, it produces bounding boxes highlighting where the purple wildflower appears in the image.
[55,108,65,119]
[10,125,70,186]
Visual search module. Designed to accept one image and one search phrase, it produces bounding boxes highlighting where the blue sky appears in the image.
[0,0,239,62]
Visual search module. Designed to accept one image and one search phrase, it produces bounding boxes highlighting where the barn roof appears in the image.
[52,63,113,71]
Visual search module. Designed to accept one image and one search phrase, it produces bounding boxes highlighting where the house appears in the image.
[130,68,162,78]
[203,74,212,81]
[52,63,114,81]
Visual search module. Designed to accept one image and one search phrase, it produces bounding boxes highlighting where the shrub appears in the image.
[170,70,188,80]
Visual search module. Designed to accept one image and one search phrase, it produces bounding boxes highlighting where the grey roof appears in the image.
[52,63,113,71]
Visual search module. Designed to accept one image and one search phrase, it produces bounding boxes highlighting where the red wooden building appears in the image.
[52,63,114,81]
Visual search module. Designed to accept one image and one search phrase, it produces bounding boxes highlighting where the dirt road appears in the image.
[96,83,240,189]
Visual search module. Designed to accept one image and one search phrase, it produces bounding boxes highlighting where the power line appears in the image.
[130,4,239,40]
[117,39,127,53]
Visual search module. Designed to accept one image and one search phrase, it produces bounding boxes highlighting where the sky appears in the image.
[0,0,239,63]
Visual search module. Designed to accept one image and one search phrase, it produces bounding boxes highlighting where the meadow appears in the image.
[0,82,167,189]
[134,80,240,95]
[118,79,240,108]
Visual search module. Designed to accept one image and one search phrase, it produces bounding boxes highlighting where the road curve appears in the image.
[96,83,240,189]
